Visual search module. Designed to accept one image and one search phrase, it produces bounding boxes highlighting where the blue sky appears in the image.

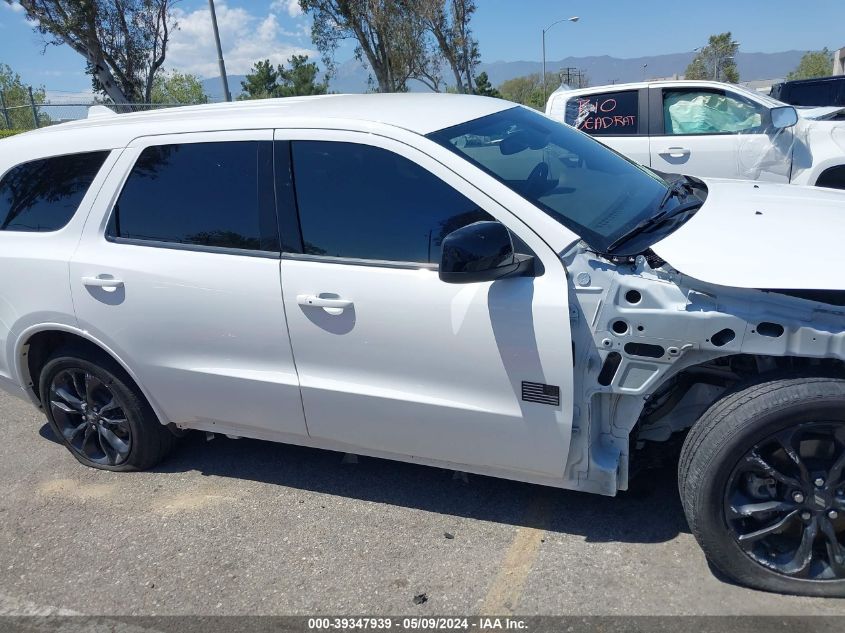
[0,0,842,96]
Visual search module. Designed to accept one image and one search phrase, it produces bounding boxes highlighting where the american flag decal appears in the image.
[521,381,560,406]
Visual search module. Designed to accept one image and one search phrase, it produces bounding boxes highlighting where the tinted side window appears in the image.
[564,90,639,136]
[111,141,278,252]
[290,141,492,263]
[0,151,109,232]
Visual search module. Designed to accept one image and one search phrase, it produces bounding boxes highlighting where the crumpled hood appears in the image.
[651,178,845,290]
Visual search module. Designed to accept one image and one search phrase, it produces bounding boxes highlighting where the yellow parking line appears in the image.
[478,491,552,616]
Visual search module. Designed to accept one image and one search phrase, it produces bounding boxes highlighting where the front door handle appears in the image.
[82,275,124,289]
[659,146,691,158]
[297,294,353,310]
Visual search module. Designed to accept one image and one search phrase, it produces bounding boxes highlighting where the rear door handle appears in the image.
[659,147,691,158]
[82,275,124,289]
[297,294,353,310]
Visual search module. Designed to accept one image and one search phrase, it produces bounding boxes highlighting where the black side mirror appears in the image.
[439,221,534,284]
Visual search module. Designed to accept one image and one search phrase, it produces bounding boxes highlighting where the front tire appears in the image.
[39,347,175,471]
[679,376,845,597]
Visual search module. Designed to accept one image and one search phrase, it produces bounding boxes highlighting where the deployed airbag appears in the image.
[665,92,762,134]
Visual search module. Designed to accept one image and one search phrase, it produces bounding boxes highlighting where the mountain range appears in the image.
[202,50,807,100]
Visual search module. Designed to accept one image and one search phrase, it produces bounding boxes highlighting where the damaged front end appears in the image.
[561,243,845,496]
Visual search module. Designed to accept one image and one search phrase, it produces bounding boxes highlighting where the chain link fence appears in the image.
[0,89,207,133]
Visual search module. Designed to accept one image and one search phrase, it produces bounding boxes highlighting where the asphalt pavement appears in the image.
[1,390,844,616]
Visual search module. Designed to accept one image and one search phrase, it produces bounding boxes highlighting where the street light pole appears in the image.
[696,41,737,82]
[542,16,579,104]
[715,55,735,82]
[208,0,232,102]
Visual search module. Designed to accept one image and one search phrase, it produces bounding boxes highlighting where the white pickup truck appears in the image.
[546,80,845,189]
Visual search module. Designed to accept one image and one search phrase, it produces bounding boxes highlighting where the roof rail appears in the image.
[87,105,116,119]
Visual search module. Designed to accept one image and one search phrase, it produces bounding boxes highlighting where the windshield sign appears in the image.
[428,106,671,254]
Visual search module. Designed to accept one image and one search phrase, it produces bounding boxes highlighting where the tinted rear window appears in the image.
[564,90,639,136]
[110,141,278,252]
[0,151,109,232]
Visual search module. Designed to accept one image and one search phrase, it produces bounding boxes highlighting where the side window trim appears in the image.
[274,140,304,254]
[105,137,281,257]
[648,86,664,135]
[281,251,438,270]
[106,235,282,259]
[637,88,649,136]
[257,141,281,252]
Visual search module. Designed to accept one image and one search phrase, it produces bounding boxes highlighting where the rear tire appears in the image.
[679,375,845,597]
[39,347,175,471]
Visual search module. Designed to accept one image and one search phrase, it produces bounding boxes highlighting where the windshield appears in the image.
[731,83,786,108]
[427,106,670,253]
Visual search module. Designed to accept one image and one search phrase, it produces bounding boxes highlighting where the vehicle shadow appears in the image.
[39,423,689,544]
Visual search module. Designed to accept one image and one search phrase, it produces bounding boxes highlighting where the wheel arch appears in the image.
[630,353,845,450]
[815,165,845,190]
[15,324,169,424]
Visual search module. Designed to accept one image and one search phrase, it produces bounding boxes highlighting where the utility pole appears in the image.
[208,0,232,102]
[28,87,39,128]
[542,17,579,104]
[0,90,11,129]
[561,68,585,89]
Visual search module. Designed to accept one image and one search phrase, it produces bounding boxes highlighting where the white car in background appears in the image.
[1,94,845,597]
[546,80,845,189]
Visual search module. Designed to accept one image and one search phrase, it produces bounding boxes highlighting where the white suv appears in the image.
[546,80,845,189]
[1,94,845,597]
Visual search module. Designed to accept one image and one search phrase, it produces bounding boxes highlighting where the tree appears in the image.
[9,0,177,106]
[278,54,329,97]
[473,71,499,98]
[685,33,739,83]
[240,60,280,100]
[151,70,207,105]
[684,57,708,81]
[498,73,562,109]
[417,0,479,94]
[298,0,486,94]
[240,55,328,100]
[0,62,47,129]
[300,0,432,93]
[787,48,834,81]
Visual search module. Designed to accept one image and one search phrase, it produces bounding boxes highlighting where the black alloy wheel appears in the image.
[680,376,845,596]
[724,422,845,580]
[49,368,133,466]
[39,347,176,471]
